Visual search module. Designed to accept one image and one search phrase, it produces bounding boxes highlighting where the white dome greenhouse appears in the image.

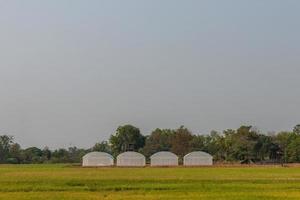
[82,152,114,167]
[116,151,146,167]
[150,151,178,166]
[183,151,213,166]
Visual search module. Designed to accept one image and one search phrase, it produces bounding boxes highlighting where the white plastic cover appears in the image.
[183,151,213,166]
[82,152,114,167]
[116,151,146,167]
[150,151,178,166]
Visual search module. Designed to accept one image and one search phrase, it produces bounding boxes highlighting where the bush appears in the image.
[6,158,19,164]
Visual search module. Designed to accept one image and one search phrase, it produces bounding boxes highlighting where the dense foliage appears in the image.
[1,124,300,164]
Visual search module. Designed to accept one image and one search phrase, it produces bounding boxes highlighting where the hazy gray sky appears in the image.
[0,1,299,149]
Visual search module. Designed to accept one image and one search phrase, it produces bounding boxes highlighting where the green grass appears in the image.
[1,165,300,199]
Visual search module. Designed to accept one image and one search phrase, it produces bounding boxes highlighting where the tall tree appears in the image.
[68,147,86,163]
[206,130,225,161]
[190,135,207,152]
[23,147,43,163]
[287,136,300,162]
[42,147,52,161]
[92,141,111,153]
[109,125,145,155]
[0,135,14,163]
[293,124,300,134]
[231,126,259,163]
[171,126,193,158]
[275,131,295,163]
[8,143,22,164]
[223,129,236,162]
[51,148,70,163]
[142,128,174,158]
[254,134,273,161]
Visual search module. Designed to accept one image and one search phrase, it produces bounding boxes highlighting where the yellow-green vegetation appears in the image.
[1,165,300,200]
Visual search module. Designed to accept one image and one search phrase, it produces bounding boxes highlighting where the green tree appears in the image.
[206,130,225,161]
[109,125,145,156]
[223,129,236,162]
[286,136,300,162]
[92,141,111,153]
[42,147,52,161]
[23,147,43,163]
[0,135,14,163]
[231,126,259,163]
[8,143,22,163]
[51,149,70,163]
[142,128,174,158]
[254,134,273,161]
[171,126,193,158]
[275,131,295,163]
[68,147,86,163]
[293,124,300,134]
[190,135,207,152]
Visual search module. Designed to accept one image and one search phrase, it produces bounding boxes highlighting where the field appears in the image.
[1,165,300,199]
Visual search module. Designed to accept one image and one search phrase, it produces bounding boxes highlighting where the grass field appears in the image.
[1,165,300,200]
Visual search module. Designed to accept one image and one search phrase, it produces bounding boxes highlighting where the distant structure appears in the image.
[183,151,213,166]
[82,152,114,167]
[150,151,178,166]
[116,151,146,167]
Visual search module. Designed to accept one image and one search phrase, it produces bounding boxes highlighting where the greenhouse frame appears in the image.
[82,151,114,167]
[150,151,178,166]
[183,151,213,166]
[116,151,146,167]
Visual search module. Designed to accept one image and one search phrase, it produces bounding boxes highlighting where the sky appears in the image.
[0,1,299,149]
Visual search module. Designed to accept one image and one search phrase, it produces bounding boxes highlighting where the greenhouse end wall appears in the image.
[82,152,114,167]
[150,151,178,166]
[116,151,146,167]
[183,151,213,166]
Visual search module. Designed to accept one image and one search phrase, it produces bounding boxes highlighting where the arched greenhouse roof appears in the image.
[150,151,178,159]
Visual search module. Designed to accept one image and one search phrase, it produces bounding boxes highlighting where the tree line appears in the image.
[1,124,300,164]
